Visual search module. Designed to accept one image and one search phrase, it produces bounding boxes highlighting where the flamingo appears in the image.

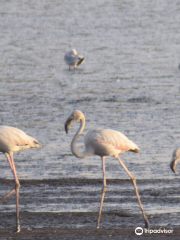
[65,110,150,229]
[0,126,41,232]
[64,49,84,69]
[170,147,180,174]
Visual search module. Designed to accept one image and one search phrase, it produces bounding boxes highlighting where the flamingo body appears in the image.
[64,49,84,69]
[84,129,139,158]
[0,125,41,232]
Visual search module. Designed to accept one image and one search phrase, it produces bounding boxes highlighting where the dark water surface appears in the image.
[0,0,180,234]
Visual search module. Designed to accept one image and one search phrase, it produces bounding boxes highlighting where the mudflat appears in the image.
[0,178,180,239]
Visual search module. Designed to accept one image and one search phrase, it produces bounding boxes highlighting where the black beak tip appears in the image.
[64,123,69,134]
[65,127,68,134]
[170,164,176,175]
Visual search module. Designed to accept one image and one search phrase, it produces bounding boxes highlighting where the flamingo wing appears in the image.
[84,129,139,157]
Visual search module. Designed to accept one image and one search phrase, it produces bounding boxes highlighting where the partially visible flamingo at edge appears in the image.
[0,126,41,233]
[170,147,180,174]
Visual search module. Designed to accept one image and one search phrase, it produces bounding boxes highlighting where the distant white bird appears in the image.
[170,147,180,174]
[64,49,84,69]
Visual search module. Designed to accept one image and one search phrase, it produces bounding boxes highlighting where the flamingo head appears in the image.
[65,110,84,134]
[170,148,180,175]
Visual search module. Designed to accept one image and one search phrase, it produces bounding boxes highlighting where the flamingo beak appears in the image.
[170,159,177,175]
[65,116,74,134]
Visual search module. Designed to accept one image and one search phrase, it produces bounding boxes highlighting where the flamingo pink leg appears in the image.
[0,154,16,201]
[3,153,21,232]
[0,189,15,203]
[97,157,107,229]
[116,156,150,229]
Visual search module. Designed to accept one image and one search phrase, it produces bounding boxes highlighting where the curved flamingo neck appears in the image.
[71,117,88,158]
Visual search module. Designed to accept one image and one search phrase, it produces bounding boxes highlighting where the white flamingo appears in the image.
[0,126,41,232]
[65,110,150,229]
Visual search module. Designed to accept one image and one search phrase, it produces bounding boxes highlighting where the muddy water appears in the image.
[0,178,180,231]
[0,0,180,232]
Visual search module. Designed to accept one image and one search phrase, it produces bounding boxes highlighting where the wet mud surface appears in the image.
[0,178,180,239]
[1,226,180,240]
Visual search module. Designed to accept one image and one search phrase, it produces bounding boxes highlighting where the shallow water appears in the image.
[0,0,180,230]
[1,178,180,230]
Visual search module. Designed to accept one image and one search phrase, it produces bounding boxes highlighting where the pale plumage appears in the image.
[170,147,180,174]
[65,110,149,229]
[64,49,84,69]
[0,126,40,153]
[84,129,139,157]
[0,126,41,233]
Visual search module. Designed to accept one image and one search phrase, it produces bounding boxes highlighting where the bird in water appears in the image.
[64,49,84,69]
[0,126,41,232]
[170,147,180,174]
[65,110,150,229]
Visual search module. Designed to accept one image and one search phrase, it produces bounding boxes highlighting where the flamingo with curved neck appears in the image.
[65,110,150,229]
